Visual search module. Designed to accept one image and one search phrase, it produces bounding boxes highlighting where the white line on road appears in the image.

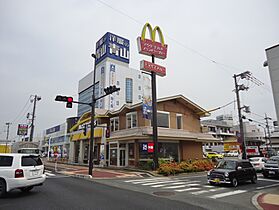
[203,185,215,188]
[151,181,199,188]
[258,178,279,183]
[175,187,201,192]
[45,172,56,177]
[164,183,200,189]
[124,177,168,183]
[208,188,226,192]
[256,183,279,190]
[209,190,247,199]
[141,180,178,186]
[191,190,209,195]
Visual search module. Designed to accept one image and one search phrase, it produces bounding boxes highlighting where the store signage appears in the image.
[137,23,168,59]
[142,143,148,151]
[140,60,166,77]
[96,32,130,65]
[46,125,60,135]
[17,124,28,136]
[246,146,260,156]
[148,143,154,153]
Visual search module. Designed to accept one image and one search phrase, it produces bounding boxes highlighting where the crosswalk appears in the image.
[124,177,247,199]
[45,170,56,178]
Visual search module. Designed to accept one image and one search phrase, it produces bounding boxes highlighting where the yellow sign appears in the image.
[141,23,165,45]
[71,128,103,141]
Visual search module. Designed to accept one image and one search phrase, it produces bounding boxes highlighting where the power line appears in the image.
[10,96,31,124]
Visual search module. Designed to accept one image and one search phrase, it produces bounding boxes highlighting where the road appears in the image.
[0,172,204,210]
[95,173,279,210]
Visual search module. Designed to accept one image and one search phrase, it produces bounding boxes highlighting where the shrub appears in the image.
[139,160,153,170]
[158,162,183,176]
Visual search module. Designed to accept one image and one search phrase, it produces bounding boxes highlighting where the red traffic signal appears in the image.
[55,95,74,108]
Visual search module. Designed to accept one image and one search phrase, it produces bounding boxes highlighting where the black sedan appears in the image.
[207,159,257,187]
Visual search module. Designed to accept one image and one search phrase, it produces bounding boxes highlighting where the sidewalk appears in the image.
[256,193,279,210]
[43,161,146,179]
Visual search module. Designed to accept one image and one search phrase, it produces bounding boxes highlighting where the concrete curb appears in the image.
[252,193,264,210]
[73,174,93,179]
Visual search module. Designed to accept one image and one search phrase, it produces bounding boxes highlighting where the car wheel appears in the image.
[209,181,215,186]
[20,186,34,192]
[0,179,7,198]
[251,174,257,184]
[232,178,238,187]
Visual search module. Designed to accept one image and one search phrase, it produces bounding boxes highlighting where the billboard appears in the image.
[109,64,116,109]
[46,125,60,135]
[17,124,28,136]
[142,75,152,119]
[95,32,130,65]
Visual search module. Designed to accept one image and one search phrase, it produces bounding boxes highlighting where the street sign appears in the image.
[17,124,28,136]
[148,143,154,153]
[140,60,166,77]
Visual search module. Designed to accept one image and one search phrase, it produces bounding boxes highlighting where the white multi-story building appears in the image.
[77,32,151,117]
[265,44,279,122]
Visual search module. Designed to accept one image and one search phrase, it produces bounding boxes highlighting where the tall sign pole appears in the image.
[88,53,97,176]
[137,23,168,170]
[5,122,11,153]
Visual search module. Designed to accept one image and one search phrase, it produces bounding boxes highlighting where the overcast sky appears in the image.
[0,0,278,141]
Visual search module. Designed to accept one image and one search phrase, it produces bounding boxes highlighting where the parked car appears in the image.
[249,157,267,172]
[206,152,224,159]
[262,156,279,178]
[207,159,257,187]
[0,153,46,197]
[227,151,239,157]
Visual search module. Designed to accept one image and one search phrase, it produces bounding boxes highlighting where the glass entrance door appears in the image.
[120,149,126,166]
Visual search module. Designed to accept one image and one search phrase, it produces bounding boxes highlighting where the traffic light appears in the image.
[55,95,73,108]
[104,85,120,95]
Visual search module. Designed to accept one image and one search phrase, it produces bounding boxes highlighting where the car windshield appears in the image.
[249,158,260,162]
[216,160,236,170]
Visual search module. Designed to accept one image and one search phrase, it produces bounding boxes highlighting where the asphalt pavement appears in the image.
[0,172,204,210]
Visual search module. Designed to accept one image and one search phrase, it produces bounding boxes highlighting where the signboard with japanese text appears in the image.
[17,124,28,136]
[140,60,166,77]
[96,32,130,65]
[46,125,60,135]
[148,143,154,153]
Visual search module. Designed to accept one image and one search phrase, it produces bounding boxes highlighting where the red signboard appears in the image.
[140,60,166,77]
[148,143,154,153]
[137,37,168,59]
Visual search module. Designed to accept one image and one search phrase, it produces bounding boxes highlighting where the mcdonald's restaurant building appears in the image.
[68,95,216,167]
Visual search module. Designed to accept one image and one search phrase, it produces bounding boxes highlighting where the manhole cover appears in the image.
[152,191,175,196]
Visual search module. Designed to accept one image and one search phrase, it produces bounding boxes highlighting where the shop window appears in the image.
[158,143,179,162]
[128,143,134,159]
[176,114,183,129]
[110,117,119,132]
[126,112,137,128]
[157,111,169,128]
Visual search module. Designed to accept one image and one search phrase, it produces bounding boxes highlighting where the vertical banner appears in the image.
[142,75,152,119]
[109,64,116,109]
[99,66,106,109]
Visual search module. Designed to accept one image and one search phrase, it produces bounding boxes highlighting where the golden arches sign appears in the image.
[137,22,168,59]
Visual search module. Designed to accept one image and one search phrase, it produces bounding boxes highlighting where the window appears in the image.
[0,156,13,167]
[138,74,141,79]
[157,111,169,128]
[116,91,119,95]
[125,78,133,103]
[116,101,119,106]
[110,117,119,132]
[126,112,137,128]
[138,86,141,91]
[176,114,182,129]
[21,156,43,166]
[138,95,141,100]
[128,143,134,158]
[117,81,120,86]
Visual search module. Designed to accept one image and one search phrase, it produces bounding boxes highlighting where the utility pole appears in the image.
[5,122,11,153]
[233,74,247,159]
[264,113,272,150]
[29,95,41,142]
[89,53,97,176]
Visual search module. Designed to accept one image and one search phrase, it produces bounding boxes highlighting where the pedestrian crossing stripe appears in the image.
[191,190,209,195]
[151,181,199,188]
[209,190,247,199]
[175,188,201,192]
[124,177,169,183]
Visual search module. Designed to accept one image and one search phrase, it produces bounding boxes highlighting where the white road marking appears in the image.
[258,178,279,183]
[209,190,247,199]
[203,185,214,188]
[124,177,169,182]
[208,188,225,192]
[191,190,209,195]
[151,180,199,188]
[175,187,201,192]
[164,183,200,189]
[256,183,279,190]
[142,180,178,186]
[45,172,56,177]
